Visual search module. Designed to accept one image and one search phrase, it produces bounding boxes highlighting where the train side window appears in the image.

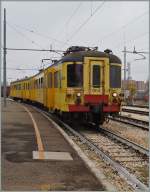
[38,79,40,89]
[39,79,41,88]
[36,80,38,89]
[59,71,61,88]
[48,72,53,88]
[34,80,36,89]
[92,65,100,87]
[37,79,39,89]
[41,77,43,88]
[54,71,58,88]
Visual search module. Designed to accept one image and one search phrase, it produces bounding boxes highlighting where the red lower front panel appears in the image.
[68,105,89,112]
[84,95,108,104]
[103,105,120,112]
[68,104,120,113]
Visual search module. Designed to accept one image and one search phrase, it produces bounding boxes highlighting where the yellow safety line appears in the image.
[23,106,45,159]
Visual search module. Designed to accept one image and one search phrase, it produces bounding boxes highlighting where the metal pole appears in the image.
[124,46,126,81]
[3,8,6,107]
[123,46,127,101]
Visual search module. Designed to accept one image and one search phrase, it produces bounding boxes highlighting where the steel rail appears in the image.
[33,107,149,191]
[100,126,149,156]
[109,116,149,130]
[122,108,149,116]
[122,105,149,109]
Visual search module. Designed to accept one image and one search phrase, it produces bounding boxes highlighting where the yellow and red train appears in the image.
[10,46,122,124]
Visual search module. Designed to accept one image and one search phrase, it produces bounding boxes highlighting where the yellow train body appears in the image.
[10,47,122,124]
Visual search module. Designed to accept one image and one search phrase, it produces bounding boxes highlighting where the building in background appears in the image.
[122,80,148,104]
[136,81,146,91]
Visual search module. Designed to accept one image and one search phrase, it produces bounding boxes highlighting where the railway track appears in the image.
[32,106,149,191]
[122,108,149,116]
[123,105,149,109]
[108,115,149,131]
[99,126,149,156]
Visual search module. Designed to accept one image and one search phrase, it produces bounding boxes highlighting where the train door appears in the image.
[84,59,105,95]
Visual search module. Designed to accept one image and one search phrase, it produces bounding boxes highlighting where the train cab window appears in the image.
[110,65,121,88]
[67,64,83,87]
[92,65,100,87]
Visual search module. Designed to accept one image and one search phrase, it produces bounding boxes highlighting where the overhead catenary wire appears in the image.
[6,22,44,49]
[113,31,149,50]
[65,2,82,27]
[3,67,40,71]
[65,2,82,42]
[50,2,83,57]
[99,10,148,42]
[4,48,64,55]
[6,21,65,45]
[60,1,106,49]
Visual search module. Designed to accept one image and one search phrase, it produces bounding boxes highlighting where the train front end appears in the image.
[63,46,122,124]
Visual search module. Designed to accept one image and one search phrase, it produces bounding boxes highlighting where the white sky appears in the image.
[1,1,149,83]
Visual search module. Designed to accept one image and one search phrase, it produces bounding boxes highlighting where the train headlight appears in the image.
[112,92,117,97]
[77,92,81,97]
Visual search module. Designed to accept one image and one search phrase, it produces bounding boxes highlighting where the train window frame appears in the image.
[58,71,61,88]
[34,80,37,89]
[92,65,101,88]
[110,64,121,88]
[41,77,43,88]
[67,63,83,87]
[48,72,53,88]
[38,79,40,89]
[54,71,58,88]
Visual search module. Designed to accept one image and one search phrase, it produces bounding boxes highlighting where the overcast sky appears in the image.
[1,1,149,84]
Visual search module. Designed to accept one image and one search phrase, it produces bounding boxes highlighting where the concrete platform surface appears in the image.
[2,99,106,191]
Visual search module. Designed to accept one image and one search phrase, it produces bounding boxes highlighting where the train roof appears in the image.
[11,49,122,84]
[10,76,31,84]
[59,50,122,64]
[11,69,44,84]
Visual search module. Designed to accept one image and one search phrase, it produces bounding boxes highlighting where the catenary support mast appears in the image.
[3,8,7,107]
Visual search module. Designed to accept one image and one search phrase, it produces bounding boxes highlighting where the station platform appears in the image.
[2,99,110,191]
